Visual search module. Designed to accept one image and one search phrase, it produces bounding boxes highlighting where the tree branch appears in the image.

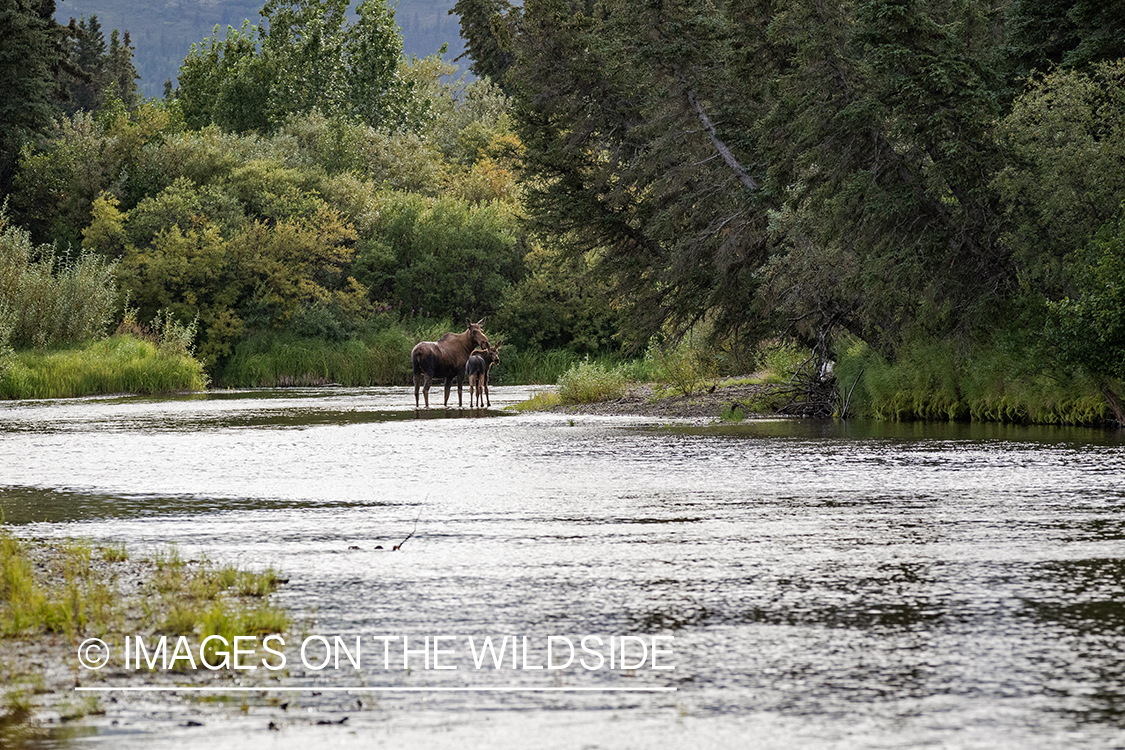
[686,90,758,191]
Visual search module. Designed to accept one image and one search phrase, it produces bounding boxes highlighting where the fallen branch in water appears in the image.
[393,503,424,551]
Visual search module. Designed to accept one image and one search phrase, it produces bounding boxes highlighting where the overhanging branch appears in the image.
[686,90,758,191]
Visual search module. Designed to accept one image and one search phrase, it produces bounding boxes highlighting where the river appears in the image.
[1,387,1123,748]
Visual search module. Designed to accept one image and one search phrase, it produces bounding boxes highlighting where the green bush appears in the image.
[0,212,117,350]
[557,359,632,403]
[349,191,525,322]
[492,244,624,355]
[1045,205,1125,402]
[648,334,717,396]
[757,339,810,383]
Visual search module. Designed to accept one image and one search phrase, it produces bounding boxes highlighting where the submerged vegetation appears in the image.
[0,529,286,640]
[0,529,288,740]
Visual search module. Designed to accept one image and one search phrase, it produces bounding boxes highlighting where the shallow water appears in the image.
[2,387,1124,748]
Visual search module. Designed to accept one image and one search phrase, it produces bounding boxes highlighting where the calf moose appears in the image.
[466,342,501,408]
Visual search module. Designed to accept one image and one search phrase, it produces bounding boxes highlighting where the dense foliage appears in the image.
[0,210,116,350]
[176,0,424,133]
[495,0,1125,414]
[2,0,1125,419]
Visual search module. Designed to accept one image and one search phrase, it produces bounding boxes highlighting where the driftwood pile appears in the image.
[772,350,858,419]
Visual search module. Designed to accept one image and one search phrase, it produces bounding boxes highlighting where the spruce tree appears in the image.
[0,0,73,195]
[107,28,140,109]
[450,0,516,90]
[68,14,107,114]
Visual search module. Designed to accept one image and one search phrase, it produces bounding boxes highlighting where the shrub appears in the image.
[648,333,717,396]
[757,338,810,383]
[0,211,117,350]
[557,359,632,403]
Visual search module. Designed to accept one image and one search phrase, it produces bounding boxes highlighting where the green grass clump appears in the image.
[0,531,47,635]
[0,335,208,399]
[512,390,562,411]
[557,359,632,403]
[101,543,128,563]
[0,531,118,637]
[720,405,746,422]
[148,546,287,645]
[2,531,288,650]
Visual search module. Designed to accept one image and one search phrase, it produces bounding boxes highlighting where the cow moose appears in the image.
[411,318,489,410]
[466,342,502,408]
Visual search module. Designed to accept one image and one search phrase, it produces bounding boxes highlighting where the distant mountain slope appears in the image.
[54,0,466,99]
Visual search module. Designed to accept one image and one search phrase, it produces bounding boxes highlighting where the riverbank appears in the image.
[539,377,792,420]
[533,371,1120,426]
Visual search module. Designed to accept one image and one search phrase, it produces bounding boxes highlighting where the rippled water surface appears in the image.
[2,387,1124,749]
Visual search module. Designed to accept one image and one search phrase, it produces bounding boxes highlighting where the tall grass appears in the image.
[498,348,580,384]
[835,334,1112,425]
[0,532,117,637]
[218,328,415,386]
[0,335,208,399]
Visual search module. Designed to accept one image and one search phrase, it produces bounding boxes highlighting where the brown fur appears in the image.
[412,318,489,409]
[466,342,501,408]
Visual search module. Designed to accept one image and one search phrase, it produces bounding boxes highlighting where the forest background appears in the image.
[1,0,1124,424]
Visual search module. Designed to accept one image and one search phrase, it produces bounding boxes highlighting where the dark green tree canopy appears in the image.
[0,0,77,193]
[450,0,517,90]
[1005,0,1125,85]
[62,15,140,116]
[507,0,1016,353]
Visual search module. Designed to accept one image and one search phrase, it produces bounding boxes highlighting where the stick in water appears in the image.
[393,504,424,551]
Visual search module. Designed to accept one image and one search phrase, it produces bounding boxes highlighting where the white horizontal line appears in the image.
[75,686,677,693]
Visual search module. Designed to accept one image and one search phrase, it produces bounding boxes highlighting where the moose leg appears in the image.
[414,371,421,409]
[484,376,490,407]
[444,377,454,409]
[423,373,433,409]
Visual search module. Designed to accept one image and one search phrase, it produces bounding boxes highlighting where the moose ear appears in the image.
[477,317,486,326]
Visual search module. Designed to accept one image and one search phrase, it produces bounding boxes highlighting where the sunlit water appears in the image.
[2,387,1124,748]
